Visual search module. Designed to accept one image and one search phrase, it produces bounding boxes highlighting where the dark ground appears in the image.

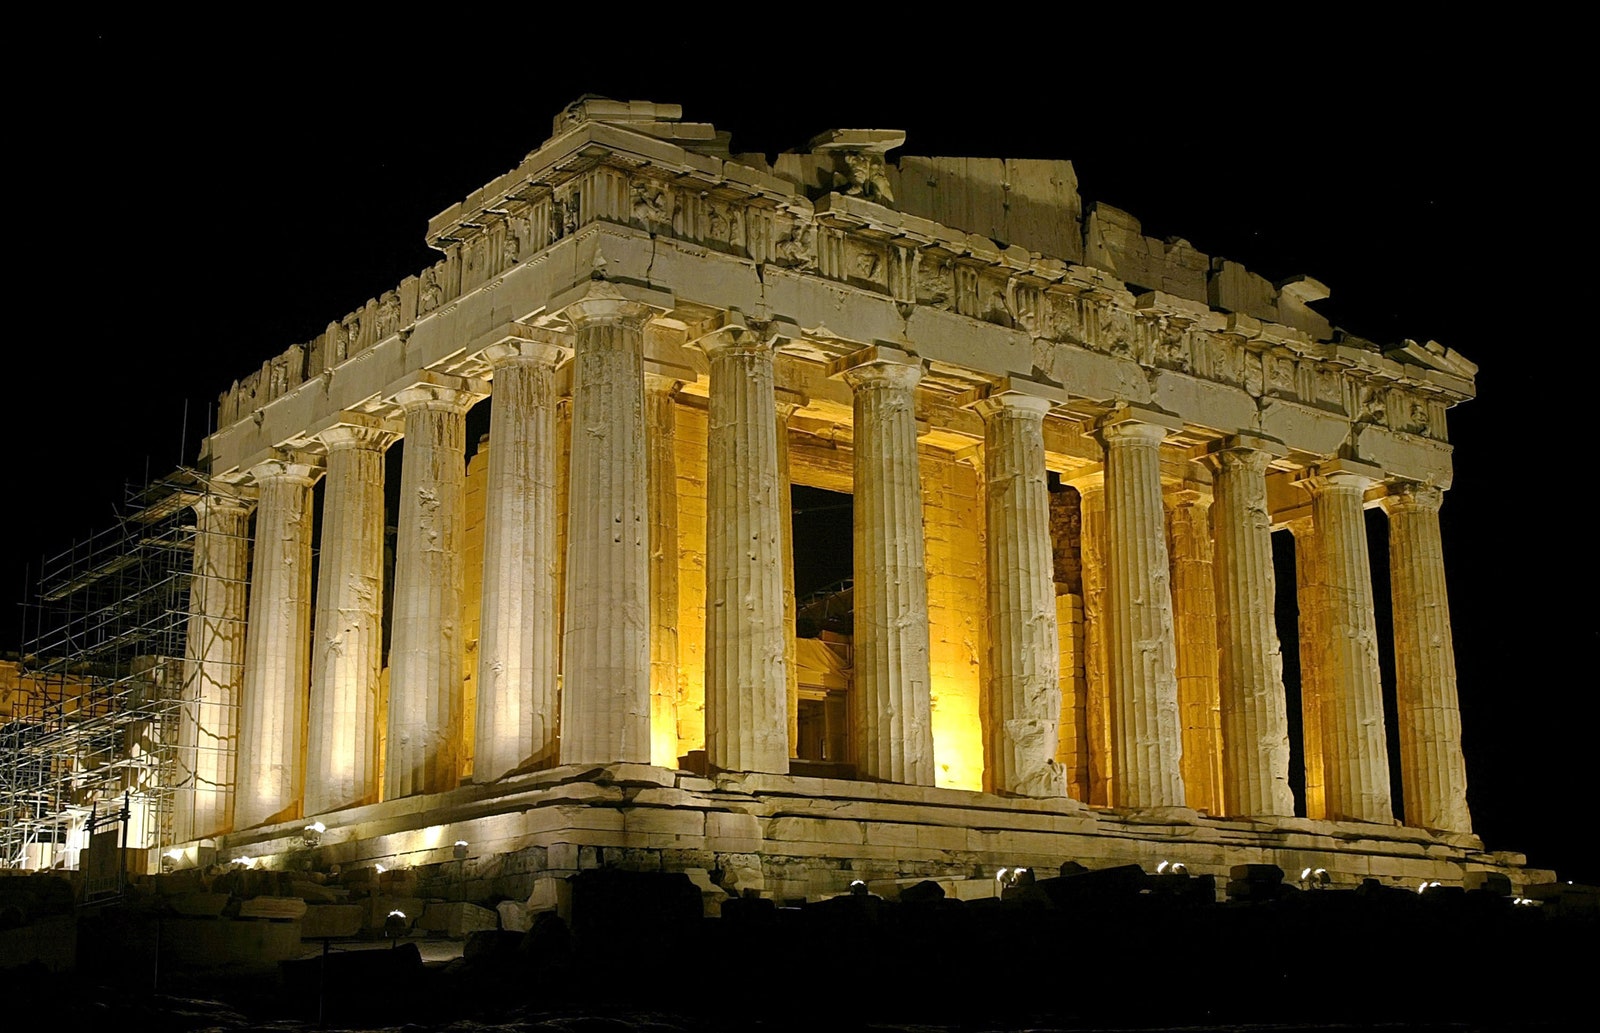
[7,868,1593,1033]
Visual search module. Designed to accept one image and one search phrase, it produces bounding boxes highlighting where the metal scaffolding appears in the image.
[0,469,245,870]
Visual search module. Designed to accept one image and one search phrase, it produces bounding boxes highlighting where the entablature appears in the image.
[208,102,1471,497]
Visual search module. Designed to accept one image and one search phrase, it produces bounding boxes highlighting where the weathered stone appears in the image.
[301,903,364,938]
[419,901,499,938]
[237,895,308,920]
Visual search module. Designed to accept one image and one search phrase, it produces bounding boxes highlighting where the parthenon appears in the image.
[11,97,1537,898]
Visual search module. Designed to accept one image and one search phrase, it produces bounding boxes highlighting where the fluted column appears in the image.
[1206,442,1294,817]
[837,348,934,785]
[1165,488,1224,814]
[646,375,681,769]
[1068,476,1112,806]
[387,377,479,799]
[1048,487,1089,802]
[1383,482,1471,833]
[700,324,790,773]
[235,456,320,828]
[563,287,654,765]
[475,336,569,783]
[776,399,801,757]
[175,491,253,841]
[1288,515,1329,820]
[977,390,1063,797]
[306,419,397,815]
[1099,413,1184,808]
[1301,465,1393,824]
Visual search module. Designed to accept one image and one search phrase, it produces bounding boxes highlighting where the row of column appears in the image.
[177,291,1471,841]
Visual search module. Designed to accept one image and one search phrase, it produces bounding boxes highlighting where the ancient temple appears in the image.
[159,97,1531,898]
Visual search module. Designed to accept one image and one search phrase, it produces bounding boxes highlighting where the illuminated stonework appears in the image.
[167,98,1518,895]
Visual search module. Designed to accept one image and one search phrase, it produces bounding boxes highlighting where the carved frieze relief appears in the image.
[772,215,816,269]
[912,249,953,309]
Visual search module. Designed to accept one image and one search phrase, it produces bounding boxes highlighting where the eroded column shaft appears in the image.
[306,426,392,814]
[1384,484,1471,832]
[646,378,681,769]
[1289,516,1329,820]
[1077,482,1111,806]
[1209,448,1294,817]
[845,359,934,785]
[387,386,472,798]
[1100,420,1184,808]
[563,294,653,764]
[1305,472,1393,823]
[777,403,800,757]
[1049,486,1089,801]
[703,328,789,773]
[176,495,252,841]
[235,460,318,828]
[979,395,1063,797]
[1166,492,1224,814]
[476,347,565,782]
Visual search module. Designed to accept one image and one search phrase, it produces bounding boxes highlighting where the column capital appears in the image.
[247,454,322,487]
[1297,457,1384,494]
[644,372,681,395]
[1200,445,1275,479]
[564,280,657,330]
[1164,485,1212,509]
[318,413,402,454]
[481,323,573,369]
[1380,480,1445,515]
[830,345,923,390]
[694,320,779,358]
[965,376,1067,421]
[1097,405,1183,446]
[973,391,1056,422]
[1061,466,1105,494]
[391,372,489,414]
[191,485,256,518]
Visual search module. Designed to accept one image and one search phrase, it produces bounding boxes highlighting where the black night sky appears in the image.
[9,21,1592,884]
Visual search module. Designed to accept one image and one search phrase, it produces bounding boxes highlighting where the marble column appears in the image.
[386,377,479,799]
[1165,488,1224,815]
[563,288,654,765]
[1206,442,1294,817]
[234,456,320,829]
[175,490,252,842]
[701,324,790,773]
[1301,466,1393,824]
[1382,482,1471,833]
[1070,476,1112,806]
[838,348,934,785]
[1099,414,1184,808]
[1288,516,1329,820]
[646,375,681,769]
[977,391,1063,797]
[776,399,801,757]
[306,420,397,816]
[475,337,569,784]
[1048,487,1090,802]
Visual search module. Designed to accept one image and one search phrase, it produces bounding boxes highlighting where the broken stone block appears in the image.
[898,880,946,904]
[301,904,363,939]
[1229,863,1285,884]
[1463,871,1512,896]
[168,892,231,917]
[287,879,341,904]
[419,901,499,938]
[237,896,308,920]
[497,899,532,933]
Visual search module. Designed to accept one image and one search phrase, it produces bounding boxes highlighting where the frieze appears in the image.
[214,117,1472,452]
